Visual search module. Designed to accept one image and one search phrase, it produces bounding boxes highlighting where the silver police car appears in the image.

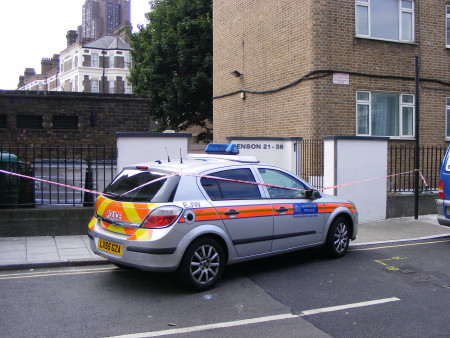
[88,144,358,290]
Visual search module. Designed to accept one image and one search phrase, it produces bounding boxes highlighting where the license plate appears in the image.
[98,239,123,256]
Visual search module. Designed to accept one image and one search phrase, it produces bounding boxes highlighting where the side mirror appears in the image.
[305,189,321,200]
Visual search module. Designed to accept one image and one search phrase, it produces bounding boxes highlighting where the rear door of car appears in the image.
[441,146,450,202]
[199,167,274,257]
[256,167,324,252]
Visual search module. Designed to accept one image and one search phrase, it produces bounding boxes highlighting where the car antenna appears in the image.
[180,148,183,164]
[165,147,170,162]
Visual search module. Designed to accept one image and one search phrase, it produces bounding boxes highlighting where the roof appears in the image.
[125,155,261,174]
[83,35,130,50]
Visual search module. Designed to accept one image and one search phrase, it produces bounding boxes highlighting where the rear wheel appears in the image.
[324,217,350,258]
[178,237,225,291]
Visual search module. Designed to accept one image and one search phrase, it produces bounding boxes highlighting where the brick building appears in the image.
[213,0,450,146]
[0,90,154,146]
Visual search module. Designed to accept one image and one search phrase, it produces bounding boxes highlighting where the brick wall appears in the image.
[0,90,155,146]
[213,0,450,146]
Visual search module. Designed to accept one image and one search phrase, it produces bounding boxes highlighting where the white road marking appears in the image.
[298,297,401,316]
[106,298,400,338]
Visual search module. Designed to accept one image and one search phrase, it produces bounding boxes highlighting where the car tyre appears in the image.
[324,217,350,258]
[178,237,225,291]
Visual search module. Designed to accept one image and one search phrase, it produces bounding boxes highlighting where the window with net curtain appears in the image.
[356,92,414,137]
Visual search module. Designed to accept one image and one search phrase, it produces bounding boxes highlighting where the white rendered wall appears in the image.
[323,137,388,222]
[116,133,191,172]
[227,137,302,175]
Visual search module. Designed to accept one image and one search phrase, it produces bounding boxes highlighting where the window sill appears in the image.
[355,35,418,46]
[387,137,415,141]
[356,135,415,141]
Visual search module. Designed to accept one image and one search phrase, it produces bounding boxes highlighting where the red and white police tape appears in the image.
[0,168,429,199]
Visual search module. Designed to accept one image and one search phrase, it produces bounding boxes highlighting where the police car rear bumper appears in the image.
[436,199,450,227]
[88,231,182,272]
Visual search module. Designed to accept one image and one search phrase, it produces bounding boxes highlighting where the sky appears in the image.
[0,0,151,90]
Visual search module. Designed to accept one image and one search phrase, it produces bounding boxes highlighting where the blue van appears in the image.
[437,146,450,226]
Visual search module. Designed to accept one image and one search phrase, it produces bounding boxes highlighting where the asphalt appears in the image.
[1,214,450,271]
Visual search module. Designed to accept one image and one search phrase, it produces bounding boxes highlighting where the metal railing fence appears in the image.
[301,139,324,189]
[301,140,446,193]
[1,142,445,207]
[387,144,446,193]
[0,144,117,208]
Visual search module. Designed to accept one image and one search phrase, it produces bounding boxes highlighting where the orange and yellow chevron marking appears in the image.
[216,205,273,219]
[100,221,135,235]
[93,196,162,240]
[95,196,158,224]
[88,217,96,230]
[127,229,153,241]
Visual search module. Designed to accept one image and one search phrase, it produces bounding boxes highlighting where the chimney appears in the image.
[17,75,25,88]
[24,68,36,81]
[52,54,60,71]
[41,58,53,75]
[113,22,132,43]
[66,30,78,47]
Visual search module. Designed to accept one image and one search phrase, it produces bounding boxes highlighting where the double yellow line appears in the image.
[349,238,450,252]
[0,266,119,280]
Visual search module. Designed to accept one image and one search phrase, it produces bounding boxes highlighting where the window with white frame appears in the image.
[109,54,115,68]
[355,0,414,42]
[446,98,450,138]
[446,6,450,47]
[125,54,131,69]
[91,53,99,67]
[356,91,414,137]
[91,79,99,93]
[109,80,115,93]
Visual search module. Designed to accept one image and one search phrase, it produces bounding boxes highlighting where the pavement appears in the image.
[1,214,450,271]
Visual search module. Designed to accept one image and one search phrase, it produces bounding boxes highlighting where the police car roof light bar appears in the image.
[205,144,240,155]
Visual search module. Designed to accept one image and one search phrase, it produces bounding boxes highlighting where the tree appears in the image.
[129,0,213,142]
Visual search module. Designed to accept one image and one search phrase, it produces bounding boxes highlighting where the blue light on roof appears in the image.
[205,144,240,155]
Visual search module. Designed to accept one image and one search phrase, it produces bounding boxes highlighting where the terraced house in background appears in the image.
[213,0,450,146]
[17,0,132,93]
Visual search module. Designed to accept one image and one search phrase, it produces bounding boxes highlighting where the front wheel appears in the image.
[178,237,225,291]
[324,217,350,258]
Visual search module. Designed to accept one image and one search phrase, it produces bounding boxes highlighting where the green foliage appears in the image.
[129,0,213,142]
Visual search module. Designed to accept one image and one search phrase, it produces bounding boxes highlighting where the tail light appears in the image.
[438,179,444,200]
[141,206,183,229]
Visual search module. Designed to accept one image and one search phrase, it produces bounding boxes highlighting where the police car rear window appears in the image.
[103,170,180,203]
[201,168,261,200]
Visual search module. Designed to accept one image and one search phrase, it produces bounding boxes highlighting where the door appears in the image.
[257,168,324,252]
[200,168,274,257]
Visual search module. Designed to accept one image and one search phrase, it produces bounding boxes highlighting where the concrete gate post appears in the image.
[116,132,191,172]
[323,136,389,222]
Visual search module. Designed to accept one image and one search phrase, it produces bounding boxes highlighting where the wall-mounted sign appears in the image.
[227,137,302,175]
[333,73,350,85]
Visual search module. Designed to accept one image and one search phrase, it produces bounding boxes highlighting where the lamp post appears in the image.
[414,55,420,220]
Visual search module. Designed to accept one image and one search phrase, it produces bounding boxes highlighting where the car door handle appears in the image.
[224,209,240,217]
[276,206,289,214]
